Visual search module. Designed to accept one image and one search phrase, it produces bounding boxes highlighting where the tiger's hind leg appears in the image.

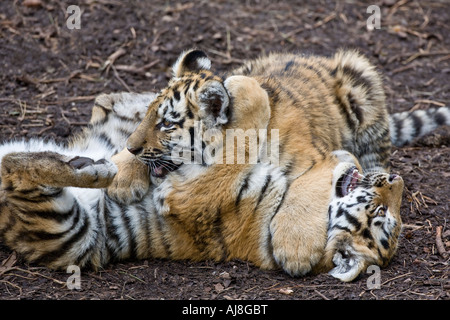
[90,92,156,126]
[70,92,157,155]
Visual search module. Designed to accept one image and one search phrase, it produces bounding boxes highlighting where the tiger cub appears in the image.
[0,49,448,281]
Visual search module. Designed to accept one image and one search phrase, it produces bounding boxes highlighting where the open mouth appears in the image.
[336,166,364,197]
[149,160,182,178]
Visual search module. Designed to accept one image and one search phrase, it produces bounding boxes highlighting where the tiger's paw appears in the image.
[107,150,150,204]
[270,213,325,277]
[68,156,117,188]
[272,244,323,277]
[107,174,149,204]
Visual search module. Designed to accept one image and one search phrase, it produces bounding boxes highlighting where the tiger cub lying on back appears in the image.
[0,49,448,281]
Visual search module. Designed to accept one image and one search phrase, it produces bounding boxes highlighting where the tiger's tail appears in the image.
[389,106,450,147]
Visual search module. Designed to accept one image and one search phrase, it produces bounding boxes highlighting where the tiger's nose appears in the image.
[127,146,143,155]
[388,174,401,183]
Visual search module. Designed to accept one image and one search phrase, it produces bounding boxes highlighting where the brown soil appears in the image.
[0,0,449,300]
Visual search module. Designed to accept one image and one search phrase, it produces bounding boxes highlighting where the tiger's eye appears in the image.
[376,206,386,216]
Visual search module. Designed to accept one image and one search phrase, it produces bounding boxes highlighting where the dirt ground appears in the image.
[0,0,449,301]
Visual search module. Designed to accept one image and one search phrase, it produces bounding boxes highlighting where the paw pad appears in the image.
[68,156,95,169]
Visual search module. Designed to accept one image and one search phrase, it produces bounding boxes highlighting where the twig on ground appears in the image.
[114,59,160,77]
[436,226,448,258]
[111,64,132,92]
[103,47,127,74]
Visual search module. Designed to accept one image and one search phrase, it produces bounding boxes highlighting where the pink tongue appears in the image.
[153,166,164,176]
[351,171,359,186]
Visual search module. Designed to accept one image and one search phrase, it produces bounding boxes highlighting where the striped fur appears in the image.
[389,106,450,146]
[0,93,156,269]
[0,49,444,281]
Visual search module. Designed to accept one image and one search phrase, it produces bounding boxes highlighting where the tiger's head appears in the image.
[324,155,404,282]
[127,49,270,178]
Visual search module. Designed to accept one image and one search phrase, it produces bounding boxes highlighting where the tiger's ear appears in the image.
[197,80,230,127]
[172,49,211,77]
[328,240,367,282]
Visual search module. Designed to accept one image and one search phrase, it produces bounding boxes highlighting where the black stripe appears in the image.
[336,100,356,133]
[75,200,104,266]
[103,196,121,251]
[336,207,345,218]
[310,135,328,160]
[332,224,351,233]
[342,65,373,92]
[329,66,338,77]
[282,158,295,176]
[170,111,181,119]
[377,248,387,264]
[98,133,116,150]
[236,169,253,206]
[186,102,194,119]
[20,203,82,242]
[137,201,151,257]
[162,105,168,117]
[382,225,391,239]
[33,211,91,266]
[118,127,133,139]
[284,60,294,72]
[362,228,373,240]
[380,238,389,250]
[348,93,364,123]
[410,112,423,137]
[173,90,180,101]
[266,229,276,267]
[270,188,288,223]
[182,50,208,72]
[8,189,63,204]
[356,195,368,203]
[344,211,361,231]
[183,79,193,96]
[373,221,383,227]
[0,209,16,237]
[155,211,172,258]
[241,62,253,75]
[266,184,290,266]
[18,206,73,223]
[259,81,280,105]
[256,174,272,208]
[212,208,227,260]
[434,110,446,126]
[192,80,200,92]
[118,202,137,259]
[298,62,329,84]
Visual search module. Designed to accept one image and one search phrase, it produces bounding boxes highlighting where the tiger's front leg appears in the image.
[1,151,117,197]
[0,151,117,269]
[269,160,335,276]
[107,148,150,204]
